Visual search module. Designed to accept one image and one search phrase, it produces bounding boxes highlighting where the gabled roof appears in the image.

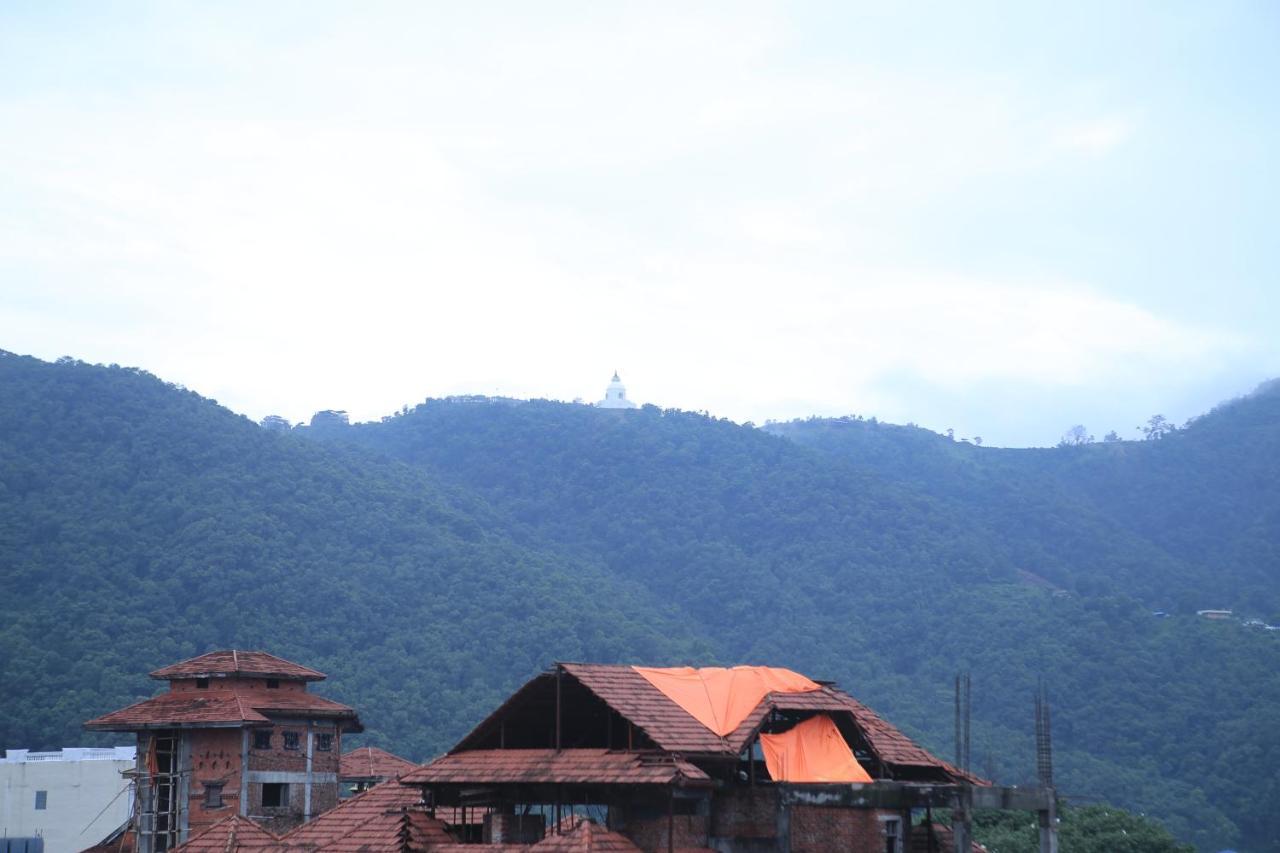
[534,817,640,851]
[278,779,449,850]
[171,814,280,852]
[402,749,711,787]
[85,690,361,731]
[559,664,727,754]
[151,650,326,681]
[341,746,417,781]
[448,663,980,784]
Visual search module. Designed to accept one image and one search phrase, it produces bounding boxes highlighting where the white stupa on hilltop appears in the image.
[596,371,639,409]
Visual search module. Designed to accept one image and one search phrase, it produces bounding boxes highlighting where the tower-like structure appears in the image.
[85,650,361,851]
[596,371,638,409]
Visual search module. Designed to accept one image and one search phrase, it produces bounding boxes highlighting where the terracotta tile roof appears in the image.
[151,651,326,682]
[533,817,640,851]
[171,815,280,852]
[279,779,449,851]
[341,746,418,781]
[558,664,980,782]
[829,689,985,784]
[402,749,711,787]
[558,665,727,755]
[85,691,270,730]
[85,689,360,731]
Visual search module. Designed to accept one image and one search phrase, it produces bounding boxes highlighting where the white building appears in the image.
[596,372,639,409]
[1,747,135,853]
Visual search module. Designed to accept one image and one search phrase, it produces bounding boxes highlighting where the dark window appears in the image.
[253,730,272,750]
[34,790,47,810]
[195,678,209,689]
[265,679,280,689]
[261,783,288,808]
[884,818,901,853]
[203,783,224,809]
[672,797,700,816]
[316,733,333,752]
[283,731,300,750]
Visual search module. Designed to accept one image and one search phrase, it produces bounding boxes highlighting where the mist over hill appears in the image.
[1,351,1278,851]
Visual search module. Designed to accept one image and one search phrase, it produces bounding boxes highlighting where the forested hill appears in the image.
[1,352,1278,851]
[0,352,708,761]
[764,379,1280,615]
[314,387,1280,852]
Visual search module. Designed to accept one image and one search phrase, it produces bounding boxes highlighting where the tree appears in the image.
[1140,415,1175,440]
[1103,430,1121,443]
[1059,425,1094,447]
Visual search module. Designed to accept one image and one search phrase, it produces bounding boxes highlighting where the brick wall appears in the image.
[178,721,344,839]
[186,729,245,834]
[790,806,897,853]
[711,787,779,841]
[611,795,709,851]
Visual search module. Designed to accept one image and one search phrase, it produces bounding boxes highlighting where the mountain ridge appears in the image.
[1,351,1277,850]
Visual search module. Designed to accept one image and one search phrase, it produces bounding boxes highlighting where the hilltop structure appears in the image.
[595,373,638,409]
[85,650,362,851]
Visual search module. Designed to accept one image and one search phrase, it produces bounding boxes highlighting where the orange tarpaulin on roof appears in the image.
[632,665,820,737]
[759,714,873,783]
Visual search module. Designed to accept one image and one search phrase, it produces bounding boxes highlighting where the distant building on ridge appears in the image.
[596,372,638,409]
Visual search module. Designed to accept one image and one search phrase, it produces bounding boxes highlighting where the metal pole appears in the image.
[555,665,563,752]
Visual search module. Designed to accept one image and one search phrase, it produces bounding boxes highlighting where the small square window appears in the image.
[283,731,300,750]
[265,679,280,689]
[34,790,47,810]
[261,782,288,808]
[196,678,210,689]
[203,782,224,809]
[253,730,272,750]
[316,734,333,752]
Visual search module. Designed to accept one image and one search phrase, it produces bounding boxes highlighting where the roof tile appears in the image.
[151,651,326,682]
[402,749,710,787]
[341,746,418,781]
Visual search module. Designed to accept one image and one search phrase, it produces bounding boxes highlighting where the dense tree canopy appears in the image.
[1,351,1277,851]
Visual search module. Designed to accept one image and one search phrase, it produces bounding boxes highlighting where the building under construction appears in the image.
[84,650,362,851]
[401,663,1056,852]
[85,653,1058,853]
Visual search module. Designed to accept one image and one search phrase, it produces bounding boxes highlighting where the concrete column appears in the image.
[952,787,971,853]
[1038,793,1059,853]
[304,723,314,821]
[177,734,192,842]
[239,730,250,817]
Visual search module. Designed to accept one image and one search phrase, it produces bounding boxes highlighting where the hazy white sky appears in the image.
[3,2,1277,445]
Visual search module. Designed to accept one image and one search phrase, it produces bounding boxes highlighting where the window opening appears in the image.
[261,783,288,809]
[316,733,333,751]
[283,731,300,750]
[884,818,902,853]
[265,679,280,689]
[203,783,224,809]
[34,790,47,810]
[195,678,209,689]
[253,730,272,750]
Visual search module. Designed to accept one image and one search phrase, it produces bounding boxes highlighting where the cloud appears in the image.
[0,3,1261,445]
[1053,117,1136,155]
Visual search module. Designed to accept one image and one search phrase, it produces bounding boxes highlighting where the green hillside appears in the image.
[1,351,1277,851]
[317,392,1280,852]
[0,352,706,761]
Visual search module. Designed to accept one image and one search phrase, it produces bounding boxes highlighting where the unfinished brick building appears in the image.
[85,650,362,851]
[402,664,1054,853]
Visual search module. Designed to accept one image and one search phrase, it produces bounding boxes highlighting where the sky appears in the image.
[2,2,1278,446]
